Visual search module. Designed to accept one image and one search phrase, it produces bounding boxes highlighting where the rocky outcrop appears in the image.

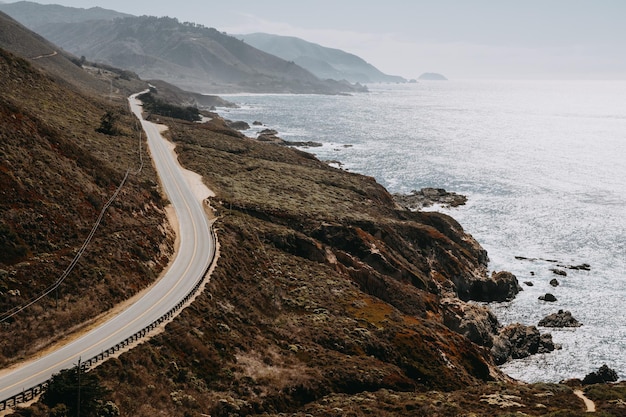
[255,128,322,147]
[455,271,522,302]
[538,310,582,328]
[225,120,250,130]
[582,365,619,385]
[442,299,500,347]
[256,128,283,143]
[492,324,559,365]
[393,188,467,211]
[539,293,558,302]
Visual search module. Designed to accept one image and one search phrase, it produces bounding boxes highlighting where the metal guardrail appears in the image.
[0,227,216,412]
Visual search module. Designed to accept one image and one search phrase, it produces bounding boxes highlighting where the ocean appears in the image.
[217,80,626,383]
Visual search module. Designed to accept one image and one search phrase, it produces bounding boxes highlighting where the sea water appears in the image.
[217,80,626,382]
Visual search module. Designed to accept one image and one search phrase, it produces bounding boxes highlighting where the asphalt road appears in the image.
[0,92,214,404]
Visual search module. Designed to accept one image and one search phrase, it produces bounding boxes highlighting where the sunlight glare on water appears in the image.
[219,80,626,382]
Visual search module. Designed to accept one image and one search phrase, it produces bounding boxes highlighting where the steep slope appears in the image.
[240,32,406,83]
[0,2,366,94]
[84,115,499,416]
[0,10,118,94]
[0,45,173,366]
[0,0,131,27]
[66,113,591,417]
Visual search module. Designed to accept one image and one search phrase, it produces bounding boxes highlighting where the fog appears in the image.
[18,0,626,79]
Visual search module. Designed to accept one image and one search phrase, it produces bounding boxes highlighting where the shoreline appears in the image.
[209,96,618,385]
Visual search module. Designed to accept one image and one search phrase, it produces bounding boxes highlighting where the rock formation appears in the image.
[393,188,467,211]
[539,310,582,328]
[454,271,522,303]
[492,324,559,365]
[539,293,558,302]
[582,364,619,385]
[418,72,448,81]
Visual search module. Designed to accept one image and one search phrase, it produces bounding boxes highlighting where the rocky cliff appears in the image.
[0,17,612,414]
[74,112,567,416]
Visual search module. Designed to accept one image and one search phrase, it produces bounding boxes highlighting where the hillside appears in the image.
[0,41,173,366]
[0,2,366,94]
[70,109,616,417]
[0,9,119,94]
[1,7,621,417]
[0,0,130,28]
[240,33,406,84]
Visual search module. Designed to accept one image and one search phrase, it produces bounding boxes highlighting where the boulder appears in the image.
[549,278,559,287]
[524,281,534,286]
[550,268,567,276]
[462,271,522,303]
[491,323,558,365]
[442,298,500,348]
[539,293,557,302]
[538,310,582,328]
[257,129,284,143]
[225,120,250,130]
[582,364,619,385]
[392,187,467,211]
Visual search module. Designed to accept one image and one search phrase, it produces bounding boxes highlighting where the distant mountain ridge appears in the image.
[0,1,366,94]
[0,1,131,27]
[0,9,112,93]
[240,32,406,84]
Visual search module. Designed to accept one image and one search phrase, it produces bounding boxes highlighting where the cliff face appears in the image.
[86,115,513,416]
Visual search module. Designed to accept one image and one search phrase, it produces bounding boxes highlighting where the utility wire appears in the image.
[0,170,130,323]
[1,102,147,322]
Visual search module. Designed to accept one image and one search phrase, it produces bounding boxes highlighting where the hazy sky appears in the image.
[16,0,626,79]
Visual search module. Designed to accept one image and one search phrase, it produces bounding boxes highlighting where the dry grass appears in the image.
[0,48,173,365]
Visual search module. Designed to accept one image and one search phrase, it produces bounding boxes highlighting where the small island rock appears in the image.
[582,364,619,385]
[539,293,557,302]
[538,310,582,327]
[418,72,448,81]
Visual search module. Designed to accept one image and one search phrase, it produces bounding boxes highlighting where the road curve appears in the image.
[0,91,215,405]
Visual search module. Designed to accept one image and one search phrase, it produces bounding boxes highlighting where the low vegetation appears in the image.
[0,47,173,366]
[1,27,623,415]
[137,90,201,122]
[73,115,613,416]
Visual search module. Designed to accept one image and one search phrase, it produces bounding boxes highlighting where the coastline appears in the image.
[205,108,564,372]
[212,82,626,384]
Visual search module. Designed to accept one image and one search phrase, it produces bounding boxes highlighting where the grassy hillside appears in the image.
[0,8,620,417]
[65,114,601,417]
[1,2,367,94]
[0,46,173,365]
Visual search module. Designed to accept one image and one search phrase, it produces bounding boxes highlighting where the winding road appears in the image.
[0,92,215,409]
